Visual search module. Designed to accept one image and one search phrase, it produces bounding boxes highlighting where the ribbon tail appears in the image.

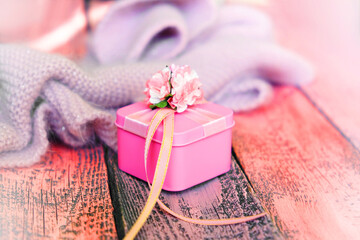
[157,200,266,225]
[124,109,175,240]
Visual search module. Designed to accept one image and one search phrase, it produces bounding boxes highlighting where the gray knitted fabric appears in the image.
[0,5,313,167]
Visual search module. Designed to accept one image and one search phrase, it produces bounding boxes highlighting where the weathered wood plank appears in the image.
[0,144,117,239]
[300,56,360,150]
[232,87,360,239]
[105,147,281,239]
[260,0,360,149]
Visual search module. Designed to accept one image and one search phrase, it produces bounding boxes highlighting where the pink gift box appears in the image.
[115,102,234,192]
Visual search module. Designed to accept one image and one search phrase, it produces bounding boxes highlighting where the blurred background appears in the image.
[0,0,359,111]
[0,0,359,60]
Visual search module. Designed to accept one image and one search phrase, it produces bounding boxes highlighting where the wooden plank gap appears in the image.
[232,147,283,237]
[232,147,256,191]
[103,146,126,239]
[298,86,360,153]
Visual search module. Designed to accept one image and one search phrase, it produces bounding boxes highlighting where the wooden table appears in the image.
[1,83,360,239]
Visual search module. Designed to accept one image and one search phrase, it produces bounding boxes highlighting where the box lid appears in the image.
[115,102,234,146]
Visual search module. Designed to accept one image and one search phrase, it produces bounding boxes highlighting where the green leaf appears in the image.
[156,100,168,108]
[149,104,157,109]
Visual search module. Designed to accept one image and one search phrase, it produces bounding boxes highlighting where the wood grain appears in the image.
[232,87,360,239]
[300,58,360,150]
[259,0,360,149]
[105,147,281,239]
[0,144,117,239]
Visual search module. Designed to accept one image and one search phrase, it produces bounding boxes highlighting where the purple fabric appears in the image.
[0,1,313,167]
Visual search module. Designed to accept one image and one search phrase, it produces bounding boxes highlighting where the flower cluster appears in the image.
[144,64,204,113]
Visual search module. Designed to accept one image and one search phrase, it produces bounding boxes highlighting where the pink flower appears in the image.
[144,64,204,112]
[144,67,171,105]
[169,65,204,113]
